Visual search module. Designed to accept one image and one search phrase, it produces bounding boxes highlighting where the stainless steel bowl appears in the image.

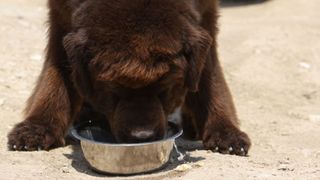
[71,121,183,175]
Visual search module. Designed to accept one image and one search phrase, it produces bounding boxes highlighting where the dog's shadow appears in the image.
[63,137,205,178]
[220,0,269,7]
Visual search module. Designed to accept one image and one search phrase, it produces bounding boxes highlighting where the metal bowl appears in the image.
[71,121,183,175]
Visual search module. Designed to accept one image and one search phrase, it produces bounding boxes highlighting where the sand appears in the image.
[0,0,320,179]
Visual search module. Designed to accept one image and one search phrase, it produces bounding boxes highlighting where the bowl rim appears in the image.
[70,120,183,147]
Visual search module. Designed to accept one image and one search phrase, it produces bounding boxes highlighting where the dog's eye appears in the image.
[157,88,170,101]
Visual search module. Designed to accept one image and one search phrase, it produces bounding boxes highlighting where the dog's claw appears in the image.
[240,147,247,156]
[37,146,42,151]
[214,147,219,152]
[228,147,233,152]
[12,145,17,150]
[24,145,28,150]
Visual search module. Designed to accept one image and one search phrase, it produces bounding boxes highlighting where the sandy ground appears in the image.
[0,0,320,179]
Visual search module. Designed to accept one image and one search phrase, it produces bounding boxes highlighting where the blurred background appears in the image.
[0,0,319,179]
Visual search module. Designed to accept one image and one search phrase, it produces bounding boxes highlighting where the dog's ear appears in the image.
[184,28,212,92]
[63,30,92,97]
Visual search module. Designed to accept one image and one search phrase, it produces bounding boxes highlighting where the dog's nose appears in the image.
[130,130,155,140]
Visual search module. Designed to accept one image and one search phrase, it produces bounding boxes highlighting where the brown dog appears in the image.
[7,0,251,156]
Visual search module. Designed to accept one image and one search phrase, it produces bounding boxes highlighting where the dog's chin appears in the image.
[113,128,166,144]
[114,134,164,144]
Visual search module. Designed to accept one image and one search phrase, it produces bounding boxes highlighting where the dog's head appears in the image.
[63,0,213,143]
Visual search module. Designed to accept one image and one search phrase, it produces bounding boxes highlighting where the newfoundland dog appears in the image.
[8,0,250,156]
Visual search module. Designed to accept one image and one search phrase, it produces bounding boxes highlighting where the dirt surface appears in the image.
[1,0,320,179]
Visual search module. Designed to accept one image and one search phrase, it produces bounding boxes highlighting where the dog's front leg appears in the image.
[182,49,251,156]
[7,8,80,151]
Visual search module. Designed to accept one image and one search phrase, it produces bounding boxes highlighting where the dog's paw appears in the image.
[203,126,251,156]
[7,121,64,151]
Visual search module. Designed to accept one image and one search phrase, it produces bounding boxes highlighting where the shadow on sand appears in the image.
[220,0,269,7]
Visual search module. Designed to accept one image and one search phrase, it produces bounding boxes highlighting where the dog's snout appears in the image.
[130,130,155,140]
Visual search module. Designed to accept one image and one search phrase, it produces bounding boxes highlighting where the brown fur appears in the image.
[8,0,250,155]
